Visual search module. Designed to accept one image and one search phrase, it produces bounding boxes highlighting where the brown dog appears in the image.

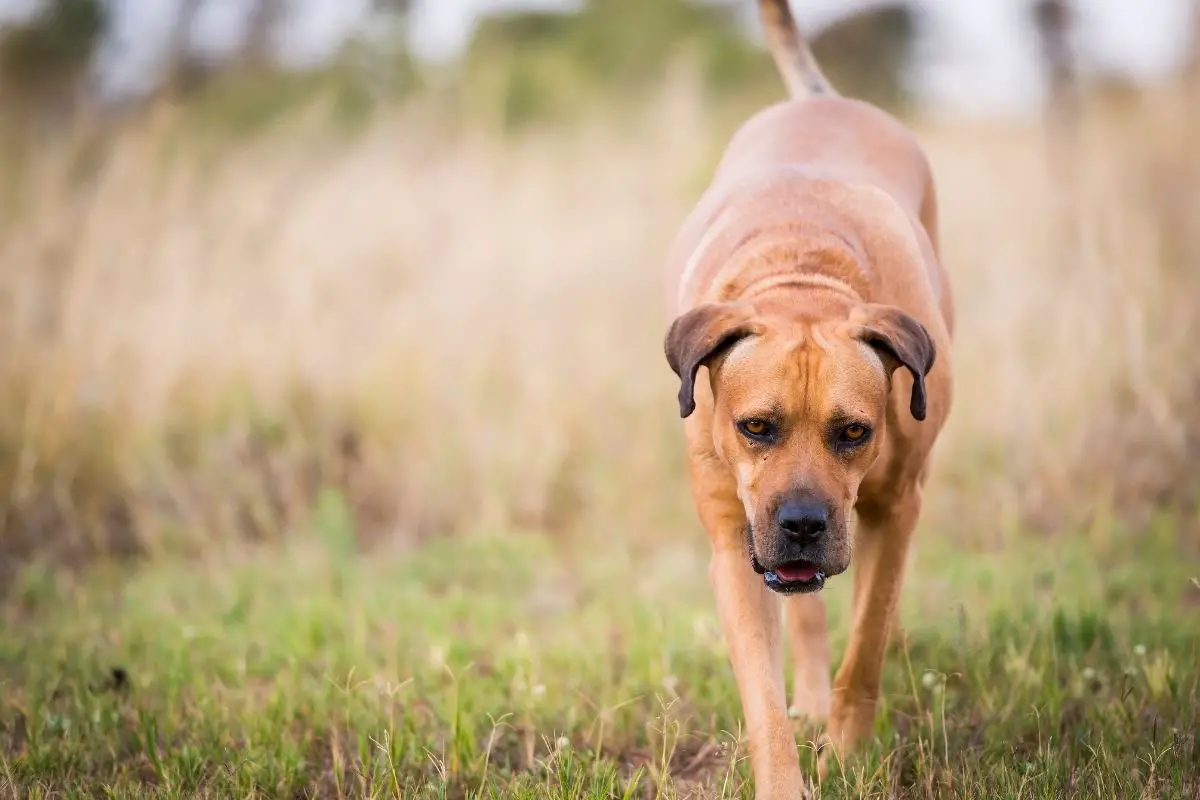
[662,1,954,796]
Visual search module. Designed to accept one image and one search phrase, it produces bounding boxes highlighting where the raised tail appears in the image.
[756,0,834,98]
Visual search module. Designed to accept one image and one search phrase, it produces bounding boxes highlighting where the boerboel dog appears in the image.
[662,1,954,795]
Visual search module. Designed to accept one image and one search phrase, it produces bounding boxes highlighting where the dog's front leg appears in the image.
[709,543,806,798]
[822,488,921,774]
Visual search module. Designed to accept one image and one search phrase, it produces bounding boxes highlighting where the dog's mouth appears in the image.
[763,560,826,594]
[745,526,833,594]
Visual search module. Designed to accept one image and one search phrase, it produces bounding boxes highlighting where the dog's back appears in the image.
[666,1,949,329]
[743,0,932,214]
[709,97,935,232]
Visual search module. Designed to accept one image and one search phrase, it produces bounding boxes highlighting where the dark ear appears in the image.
[854,304,937,421]
[664,303,761,418]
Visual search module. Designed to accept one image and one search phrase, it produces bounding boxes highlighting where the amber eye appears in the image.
[843,424,868,441]
[738,419,774,441]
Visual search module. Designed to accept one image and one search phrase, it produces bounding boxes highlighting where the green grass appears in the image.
[2,510,1198,798]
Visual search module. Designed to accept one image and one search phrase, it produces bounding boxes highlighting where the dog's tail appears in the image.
[757,0,834,98]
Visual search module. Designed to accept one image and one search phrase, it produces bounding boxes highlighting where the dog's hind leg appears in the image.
[784,594,832,725]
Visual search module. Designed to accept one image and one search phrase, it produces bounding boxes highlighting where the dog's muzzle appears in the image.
[746,496,845,594]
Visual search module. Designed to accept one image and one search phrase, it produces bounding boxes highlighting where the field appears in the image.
[1,30,1199,798]
[3,513,1200,798]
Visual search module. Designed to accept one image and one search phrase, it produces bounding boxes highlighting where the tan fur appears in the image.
[663,3,954,796]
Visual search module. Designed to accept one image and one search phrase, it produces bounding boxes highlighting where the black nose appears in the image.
[777,499,827,543]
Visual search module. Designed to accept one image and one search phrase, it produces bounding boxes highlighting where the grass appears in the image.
[2,511,1198,797]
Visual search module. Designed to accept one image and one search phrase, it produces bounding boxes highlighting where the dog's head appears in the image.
[665,300,935,594]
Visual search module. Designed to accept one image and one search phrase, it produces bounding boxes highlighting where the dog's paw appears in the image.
[754,780,814,800]
[789,707,827,746]
[751,767,812,800]
[788,701,829,720]
[817,701,876,778]
[788,685,831,729]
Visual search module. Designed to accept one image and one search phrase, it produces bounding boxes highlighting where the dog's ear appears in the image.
[665,303,761,418]
[854,304,937,421]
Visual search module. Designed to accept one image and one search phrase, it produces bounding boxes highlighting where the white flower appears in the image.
[921,670,939,689]
[1133,644,1147,657]
[555,736,570,751]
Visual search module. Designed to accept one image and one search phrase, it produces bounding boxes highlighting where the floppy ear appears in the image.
[664,303,761,418]
[854,304,937,422]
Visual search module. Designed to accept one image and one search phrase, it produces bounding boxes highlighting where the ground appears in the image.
[1,510,1197,799]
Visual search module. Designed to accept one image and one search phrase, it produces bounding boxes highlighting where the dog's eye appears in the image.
[836,423,871,448]
[843,424,867,441]
[738,419,773,440]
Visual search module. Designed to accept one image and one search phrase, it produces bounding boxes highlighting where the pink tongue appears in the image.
[775,562,819,582]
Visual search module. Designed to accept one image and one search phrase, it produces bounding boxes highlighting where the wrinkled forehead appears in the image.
[719,327,887,417]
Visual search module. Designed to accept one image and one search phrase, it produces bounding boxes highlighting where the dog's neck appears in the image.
[741,272,859,304]
[711,228,868,315]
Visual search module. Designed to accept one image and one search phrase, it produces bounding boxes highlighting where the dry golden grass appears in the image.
[1,75,1197,571]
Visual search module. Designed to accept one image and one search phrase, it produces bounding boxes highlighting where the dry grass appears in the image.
[916,93,1200,540]
[1,69,1198,573]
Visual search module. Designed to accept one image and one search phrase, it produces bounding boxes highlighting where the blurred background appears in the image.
[0,0,1198,577]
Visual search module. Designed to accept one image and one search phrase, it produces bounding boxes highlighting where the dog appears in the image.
[662,1,954,796]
